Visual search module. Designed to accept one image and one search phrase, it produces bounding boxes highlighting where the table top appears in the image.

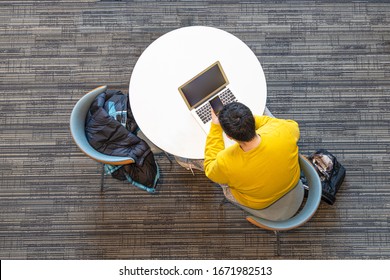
[129,26,267,159]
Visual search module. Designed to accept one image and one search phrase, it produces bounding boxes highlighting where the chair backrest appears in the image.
[69,85,134,165]
[246,155,322,231]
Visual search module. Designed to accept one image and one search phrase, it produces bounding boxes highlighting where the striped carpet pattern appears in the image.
[0,0,389,259]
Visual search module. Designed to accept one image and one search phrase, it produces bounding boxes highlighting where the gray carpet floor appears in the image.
[0,0,389,259]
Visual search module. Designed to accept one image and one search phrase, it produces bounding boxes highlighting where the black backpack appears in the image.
[307,149,346,205]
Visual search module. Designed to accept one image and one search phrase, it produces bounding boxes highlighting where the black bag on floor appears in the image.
[308,149,346,205]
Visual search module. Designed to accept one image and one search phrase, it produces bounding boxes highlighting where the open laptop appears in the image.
[178,61,239,133]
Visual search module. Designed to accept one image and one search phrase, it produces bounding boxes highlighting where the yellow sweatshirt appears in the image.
[204,115,300,209]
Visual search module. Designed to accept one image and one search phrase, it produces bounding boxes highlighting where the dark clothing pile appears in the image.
[85,89,158,190]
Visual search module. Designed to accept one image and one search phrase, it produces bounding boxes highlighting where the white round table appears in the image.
[129,26,267,159]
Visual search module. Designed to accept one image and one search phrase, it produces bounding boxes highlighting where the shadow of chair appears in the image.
[224,155,322,255]
[70,85,135,192]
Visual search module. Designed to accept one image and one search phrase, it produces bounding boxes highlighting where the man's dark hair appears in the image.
[218,102,256,142]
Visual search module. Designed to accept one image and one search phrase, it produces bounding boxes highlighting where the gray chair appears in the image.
[70,85,135,191]
[226,155,322,255]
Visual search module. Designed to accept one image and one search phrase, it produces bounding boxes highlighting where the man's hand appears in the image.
[211,108,220,125]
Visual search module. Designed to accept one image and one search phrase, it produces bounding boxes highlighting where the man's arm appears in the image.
[204,110,228,183]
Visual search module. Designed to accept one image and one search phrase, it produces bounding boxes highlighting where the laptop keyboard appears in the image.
[196,88,237,124]
[219,88,237,104]
[196,102,212,124]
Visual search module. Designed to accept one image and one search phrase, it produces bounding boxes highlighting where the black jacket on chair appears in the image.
[85,89,158,188]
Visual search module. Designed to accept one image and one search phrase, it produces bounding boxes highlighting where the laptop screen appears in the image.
[179,61,229,109]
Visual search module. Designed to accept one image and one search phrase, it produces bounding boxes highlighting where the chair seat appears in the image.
[70,85,134,166]
[70,85,135,192]
[245,155,322,231]
[237,180,304,221]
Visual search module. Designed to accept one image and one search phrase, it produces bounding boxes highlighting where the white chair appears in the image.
[223,155,322,255]
[70,86,134,191]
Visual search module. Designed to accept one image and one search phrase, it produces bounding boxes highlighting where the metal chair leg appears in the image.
[275,231,281,256]
[100,163,105,192]
[163,151,172,163]
[219,197,231,208]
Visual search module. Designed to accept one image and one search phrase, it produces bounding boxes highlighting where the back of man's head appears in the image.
[218,102,256,142]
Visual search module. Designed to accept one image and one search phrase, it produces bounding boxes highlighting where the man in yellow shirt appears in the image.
[204,102,302,219]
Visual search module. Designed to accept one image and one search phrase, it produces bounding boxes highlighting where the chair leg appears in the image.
[274,231,281,256]
[100,163,105,192]
[163,151,172,163]
[220,197,229,205]
[219,197,231,208]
